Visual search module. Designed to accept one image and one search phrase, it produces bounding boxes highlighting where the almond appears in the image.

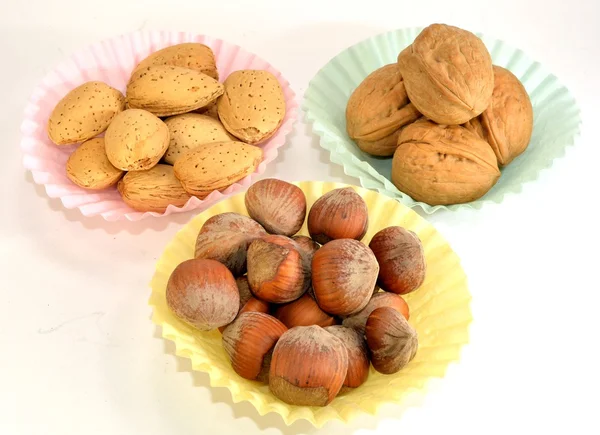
[66,138,123,190]
[126,65,224,117]
[117,164,191,212]
[217,70,285,144]
[163,113,234,165]
[195,100,219,119]
[105,109,169,171]
[173,141,263,198]
[132,43,218,80]
[47,81,125,146]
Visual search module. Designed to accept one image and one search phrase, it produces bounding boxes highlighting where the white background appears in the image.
[2,0,599,434]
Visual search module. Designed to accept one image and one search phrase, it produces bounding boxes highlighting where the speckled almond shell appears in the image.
[392,120,501,205]
[244,178,307,236]
[66,138,123,190]
[132,43,219,80]
[346,64,421,156]
[105,109,169,171]
[397,24,494,125]
[117,164,191,212]
[127,65,224,117]
[465,65,533,167]
[269,326,348,406]
[163,113,234,165]
[312,239,379,316]
[173,141,263,198]
[47,81,125,146]
[218,70,286,144]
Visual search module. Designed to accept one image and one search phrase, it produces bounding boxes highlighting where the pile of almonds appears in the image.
[48,43,286,212]
[165,179,426,407]
[346,23,534,206]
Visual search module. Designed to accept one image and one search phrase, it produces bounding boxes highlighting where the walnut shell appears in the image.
[464,66,533,167]
[392,120,500,205]
[397,24,494,125]
[346,64,421,156]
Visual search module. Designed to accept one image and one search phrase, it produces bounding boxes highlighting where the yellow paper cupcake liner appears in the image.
[149,181,472,427]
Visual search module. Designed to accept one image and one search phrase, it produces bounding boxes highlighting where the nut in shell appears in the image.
[244,179,307,236]
[217,70,286,144]
[222,312,287,382]
[312,238,379,316]
[397,23,494,125]
[392,120,501,205]
[325,325,370,391]
[132,43,219,80]
[346,64,421,156]
[464,65,533,167]
[118,164,191,212]
[66,138,123,190]
[195,212,267,276]
[127,65,224,117]
[166,258,240,331]
[269,325,349,406]
[247,235,310,303]
[369,226,426,295]
[163,113,234,165]
[366,307,418,374]
[173,141,263,198]
[307,187,369,245]
[274,293,336,329]
[47,81,125,146]
[104,109,169,171]
[342,292,410,335]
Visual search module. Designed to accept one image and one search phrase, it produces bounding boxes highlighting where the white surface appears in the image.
[1,0,599,434]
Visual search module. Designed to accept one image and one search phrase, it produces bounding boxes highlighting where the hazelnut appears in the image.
[247,235,310,303]
[195,212,267,276]
[275,293,336,328]
[342,292,409,334]
[291,235,320,263]
[166,258,239,331]
[236,276,253,311]
[219,295,271,333]
[369,226,426,295]
[222,312,287,382]
[269,325,348,406]
[245,179,307,236]
[307,187,369,244]
[312,239,379,316]
[365,307,418,374]
[325,325,370,391]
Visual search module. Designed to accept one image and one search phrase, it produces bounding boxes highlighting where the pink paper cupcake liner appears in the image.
[20,31,298,221]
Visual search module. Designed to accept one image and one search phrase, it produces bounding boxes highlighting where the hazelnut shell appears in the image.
[269,325,348,406]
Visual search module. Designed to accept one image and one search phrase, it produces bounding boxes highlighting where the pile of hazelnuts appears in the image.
[165,178,426,407]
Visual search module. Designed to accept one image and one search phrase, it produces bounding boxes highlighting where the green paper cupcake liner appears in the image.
[302,27,582,213]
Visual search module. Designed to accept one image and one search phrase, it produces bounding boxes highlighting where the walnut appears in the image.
[346,64,421,156]
[397,24,494,125]
[464,66,533,166]
[391,120,500,205]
